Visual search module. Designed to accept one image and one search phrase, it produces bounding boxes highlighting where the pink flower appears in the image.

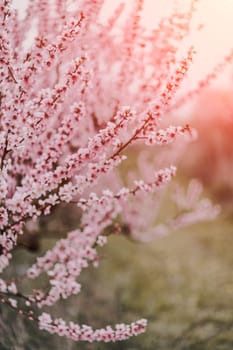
[0,207,8,229]
[0,0,227,345]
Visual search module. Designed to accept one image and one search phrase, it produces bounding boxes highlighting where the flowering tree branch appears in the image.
[0,0,230,344]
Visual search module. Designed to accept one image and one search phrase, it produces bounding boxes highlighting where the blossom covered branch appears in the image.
[0,0,229,344]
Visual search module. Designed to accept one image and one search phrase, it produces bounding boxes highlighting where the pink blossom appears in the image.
[38,312,147,342]
[0,0,228,345]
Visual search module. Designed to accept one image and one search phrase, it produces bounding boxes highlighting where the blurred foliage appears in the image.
[181,88,233,210]
[1,214,233,349]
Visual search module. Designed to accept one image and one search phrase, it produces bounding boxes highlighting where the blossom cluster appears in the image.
[0,0,231,344]
[38,312,147,342]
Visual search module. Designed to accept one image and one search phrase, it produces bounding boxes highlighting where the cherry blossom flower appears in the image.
[0,0,231,344]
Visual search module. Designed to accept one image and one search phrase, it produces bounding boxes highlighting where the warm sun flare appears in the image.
[142,0,233,83]
[98,0,233,85]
